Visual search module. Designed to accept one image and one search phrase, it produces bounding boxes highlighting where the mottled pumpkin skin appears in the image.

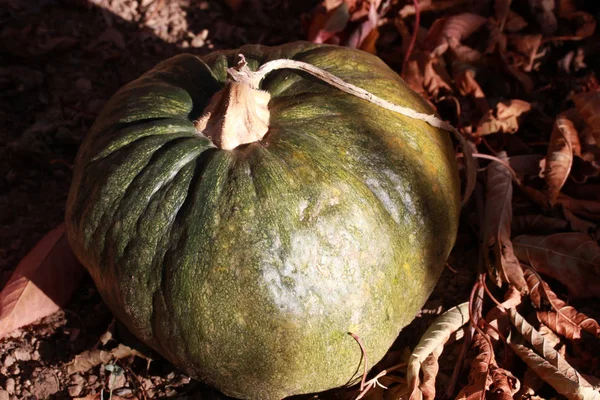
[66,42,460,400]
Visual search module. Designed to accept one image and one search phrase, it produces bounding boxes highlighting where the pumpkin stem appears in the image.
[194,57,270,150]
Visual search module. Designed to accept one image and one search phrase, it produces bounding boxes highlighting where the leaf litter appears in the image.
[2,0,600,399]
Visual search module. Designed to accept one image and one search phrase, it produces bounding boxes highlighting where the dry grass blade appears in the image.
[482,151,527,292]
[0,224,84,338]
[407,302,470,400]
[524,269,600,339]
[67,343,148,375]
[541,116,581,205]
[513,233,600,298]
[508,308,599,400]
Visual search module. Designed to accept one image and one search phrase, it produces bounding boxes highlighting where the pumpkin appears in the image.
[66,42,460,400]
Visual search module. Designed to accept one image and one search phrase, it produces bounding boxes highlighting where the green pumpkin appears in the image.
[66,42,460,400]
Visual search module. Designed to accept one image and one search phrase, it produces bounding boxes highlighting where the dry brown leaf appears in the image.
[359,27,379,54]
[573,91,600,144]
[419,345,442,400]
[562,207,597,235]
[346,1,378,49]
[403,52,453,100]
[407,303,469,400]
[511,215,568,236]
[513,233,600,298]
[557,194,600,221]
[540,116,581,205]
[398,0,471,19]
[524,268,600,339]
[453,64,489,114]
[455,333,494,400]
[508,154,544,179]
[508,308,599,400]
[223,0,243,12]
[489,368,520,400]
[529,0,558,35]
[500,51,535,93]
[485,286,522,342]
[0,224,84,339]
[476,99,532,136]
[505,10,529,33]
[67,343,147,375]
[309,0,380,49]
[308,2,350,44]
[508,34,543,72]
[482,151,528,292]
[438,13,488,47]
[561,11,597,40]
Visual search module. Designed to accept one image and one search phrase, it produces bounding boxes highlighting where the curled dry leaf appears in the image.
[308,2,350,44]
[485,286,522,343]
[529,0,558,35]
[507,34,543,72]
[426,13,488,50]
[407,302,470,400]
[67,343,148,375]
[482,151,528,292]
[455,333,494,400]
[505,10,529,33]
[0,224,84,339]
[508,308,599,400]
[541,116,581,205]
[223,0,243,12]
[419,345,443,400]
[476,99,532,136]
[308,0,381,49]
[511,215,568,236]
[557,194,600,221]
[561,207,597,236]
[513,232,600,298]
[508,154,544,179]
[524,268,600,339]
[489,368,520,400]
[452,64,489,113]
[573,91,600,144]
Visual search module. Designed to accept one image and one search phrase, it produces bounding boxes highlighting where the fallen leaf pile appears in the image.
[304,0,600,398]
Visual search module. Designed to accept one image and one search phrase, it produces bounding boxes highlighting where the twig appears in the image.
[349,332,369,392]
[402,0,420,77]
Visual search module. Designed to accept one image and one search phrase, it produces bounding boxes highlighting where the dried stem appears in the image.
[227,54,476,204]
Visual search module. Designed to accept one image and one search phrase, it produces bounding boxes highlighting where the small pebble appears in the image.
[0,390,8,400]
[8,365,19,376]
[4,379,15,394]
[3,355,15,368]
